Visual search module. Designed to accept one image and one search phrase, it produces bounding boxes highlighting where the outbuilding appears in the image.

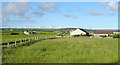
[70,28,89,36]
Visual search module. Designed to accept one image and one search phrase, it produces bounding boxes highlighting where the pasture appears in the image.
[2,29,58,44]
[2,37,118,63]
[2,32,58,43]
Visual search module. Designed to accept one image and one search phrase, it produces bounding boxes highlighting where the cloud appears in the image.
[73,16,78,18]
[88,11,104,16]
[15,0,32,2]
[98,2,108,6]
[40,2,57,12]
[98,2,118,10]
[2,14,9,22]
[67,9,73,12]
[77,8,81,11]
[108,12,116,15]
[64,14,71,17]
[107,1,118,10]
[64,14,78,18]
[24,13,33,19]
[33,12,44,17]
[0,12,2,19]
[3,2,30,15]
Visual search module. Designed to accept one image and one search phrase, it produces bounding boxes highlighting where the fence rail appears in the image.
[1,36,59,47]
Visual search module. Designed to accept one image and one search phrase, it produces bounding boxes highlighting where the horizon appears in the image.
[1,27,120,30]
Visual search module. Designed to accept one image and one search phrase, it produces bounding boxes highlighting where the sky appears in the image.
[1,2,118,29]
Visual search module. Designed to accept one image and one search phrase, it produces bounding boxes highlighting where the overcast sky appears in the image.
[1,2,118,29]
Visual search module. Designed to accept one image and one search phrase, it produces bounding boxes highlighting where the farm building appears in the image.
[24,31,37,35]
[70,28,89,36]
[94,30,120,37]
[113,31,120,34]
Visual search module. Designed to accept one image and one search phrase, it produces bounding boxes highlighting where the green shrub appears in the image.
[108,34,113,37]
[41,48,47,52]
[99,35,107,37]
[73,34,86,37]
[73,35,80,37]
[113,34,120,38]
[90,35,94,37]
[10,33,19,35]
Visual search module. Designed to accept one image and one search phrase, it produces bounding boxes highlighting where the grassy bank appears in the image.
[2,37,118,63]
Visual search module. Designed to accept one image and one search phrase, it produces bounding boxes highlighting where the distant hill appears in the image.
[1,28,119,34]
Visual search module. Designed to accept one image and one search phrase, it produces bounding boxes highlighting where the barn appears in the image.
[93,30,120,37]
[70,28,89,36]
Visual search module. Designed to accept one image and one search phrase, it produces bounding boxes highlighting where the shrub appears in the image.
[90,35,94,37]
[113,34,120,38]
[39,33,46,34]
[41,48,47,52]
[108,34,113,37]
[73,35,80,37]
[80,34,86,36]
[10,33,19,35]
[73,34,86,37]
[99,35,107,38]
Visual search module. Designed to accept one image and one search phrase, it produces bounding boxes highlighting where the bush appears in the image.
[10,33,19,35]
[73,35,80,37]
[113,34,120,38]
[99,35,107,38]
[73,34,86,37]
[90,35,94,37]
[108,34,113,37]
[39,33,46,34]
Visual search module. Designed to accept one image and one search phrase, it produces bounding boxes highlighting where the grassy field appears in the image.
[2,37,118,63]
[2,31,58,44]
[2,28,94,44]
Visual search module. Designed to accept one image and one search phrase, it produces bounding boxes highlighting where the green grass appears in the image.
[2,32,58,44]
[2,37,118,63]
[64,33,70,36]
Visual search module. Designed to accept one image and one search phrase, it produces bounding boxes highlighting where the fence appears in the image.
[1,36,57,47]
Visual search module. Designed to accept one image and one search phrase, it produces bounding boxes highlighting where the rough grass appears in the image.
[2,32,58,44]
[2,37,118,63]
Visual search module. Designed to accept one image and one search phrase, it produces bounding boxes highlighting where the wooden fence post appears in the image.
[25,38,26,42]
[20,39,22,43]
[7,42,9,47]
[29,38,30,41]
[36,37,38,40]
[15,40,16,46]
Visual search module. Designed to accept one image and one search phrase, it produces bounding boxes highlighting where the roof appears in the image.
[71,28,89,35]
[94,30,119,34]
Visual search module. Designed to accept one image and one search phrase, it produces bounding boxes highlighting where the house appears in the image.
[113,31,120,34]
[24,31,37,35]
[94,30,117,37]
[70,28,89,36]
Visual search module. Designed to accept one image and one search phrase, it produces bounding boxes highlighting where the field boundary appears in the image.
[1,36,58,47]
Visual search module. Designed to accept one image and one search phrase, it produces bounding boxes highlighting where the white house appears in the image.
[94,30,113,37]
[113,31,120,34]
[24,31,30,35]
[24,31,37,35]
[70,28,89,36]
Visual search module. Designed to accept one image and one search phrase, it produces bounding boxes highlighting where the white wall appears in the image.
[70,29,86,36]
[94,34,109,37]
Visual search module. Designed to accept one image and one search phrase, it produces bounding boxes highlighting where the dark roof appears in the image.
[94,30,119,34]
[72,28,89,35]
